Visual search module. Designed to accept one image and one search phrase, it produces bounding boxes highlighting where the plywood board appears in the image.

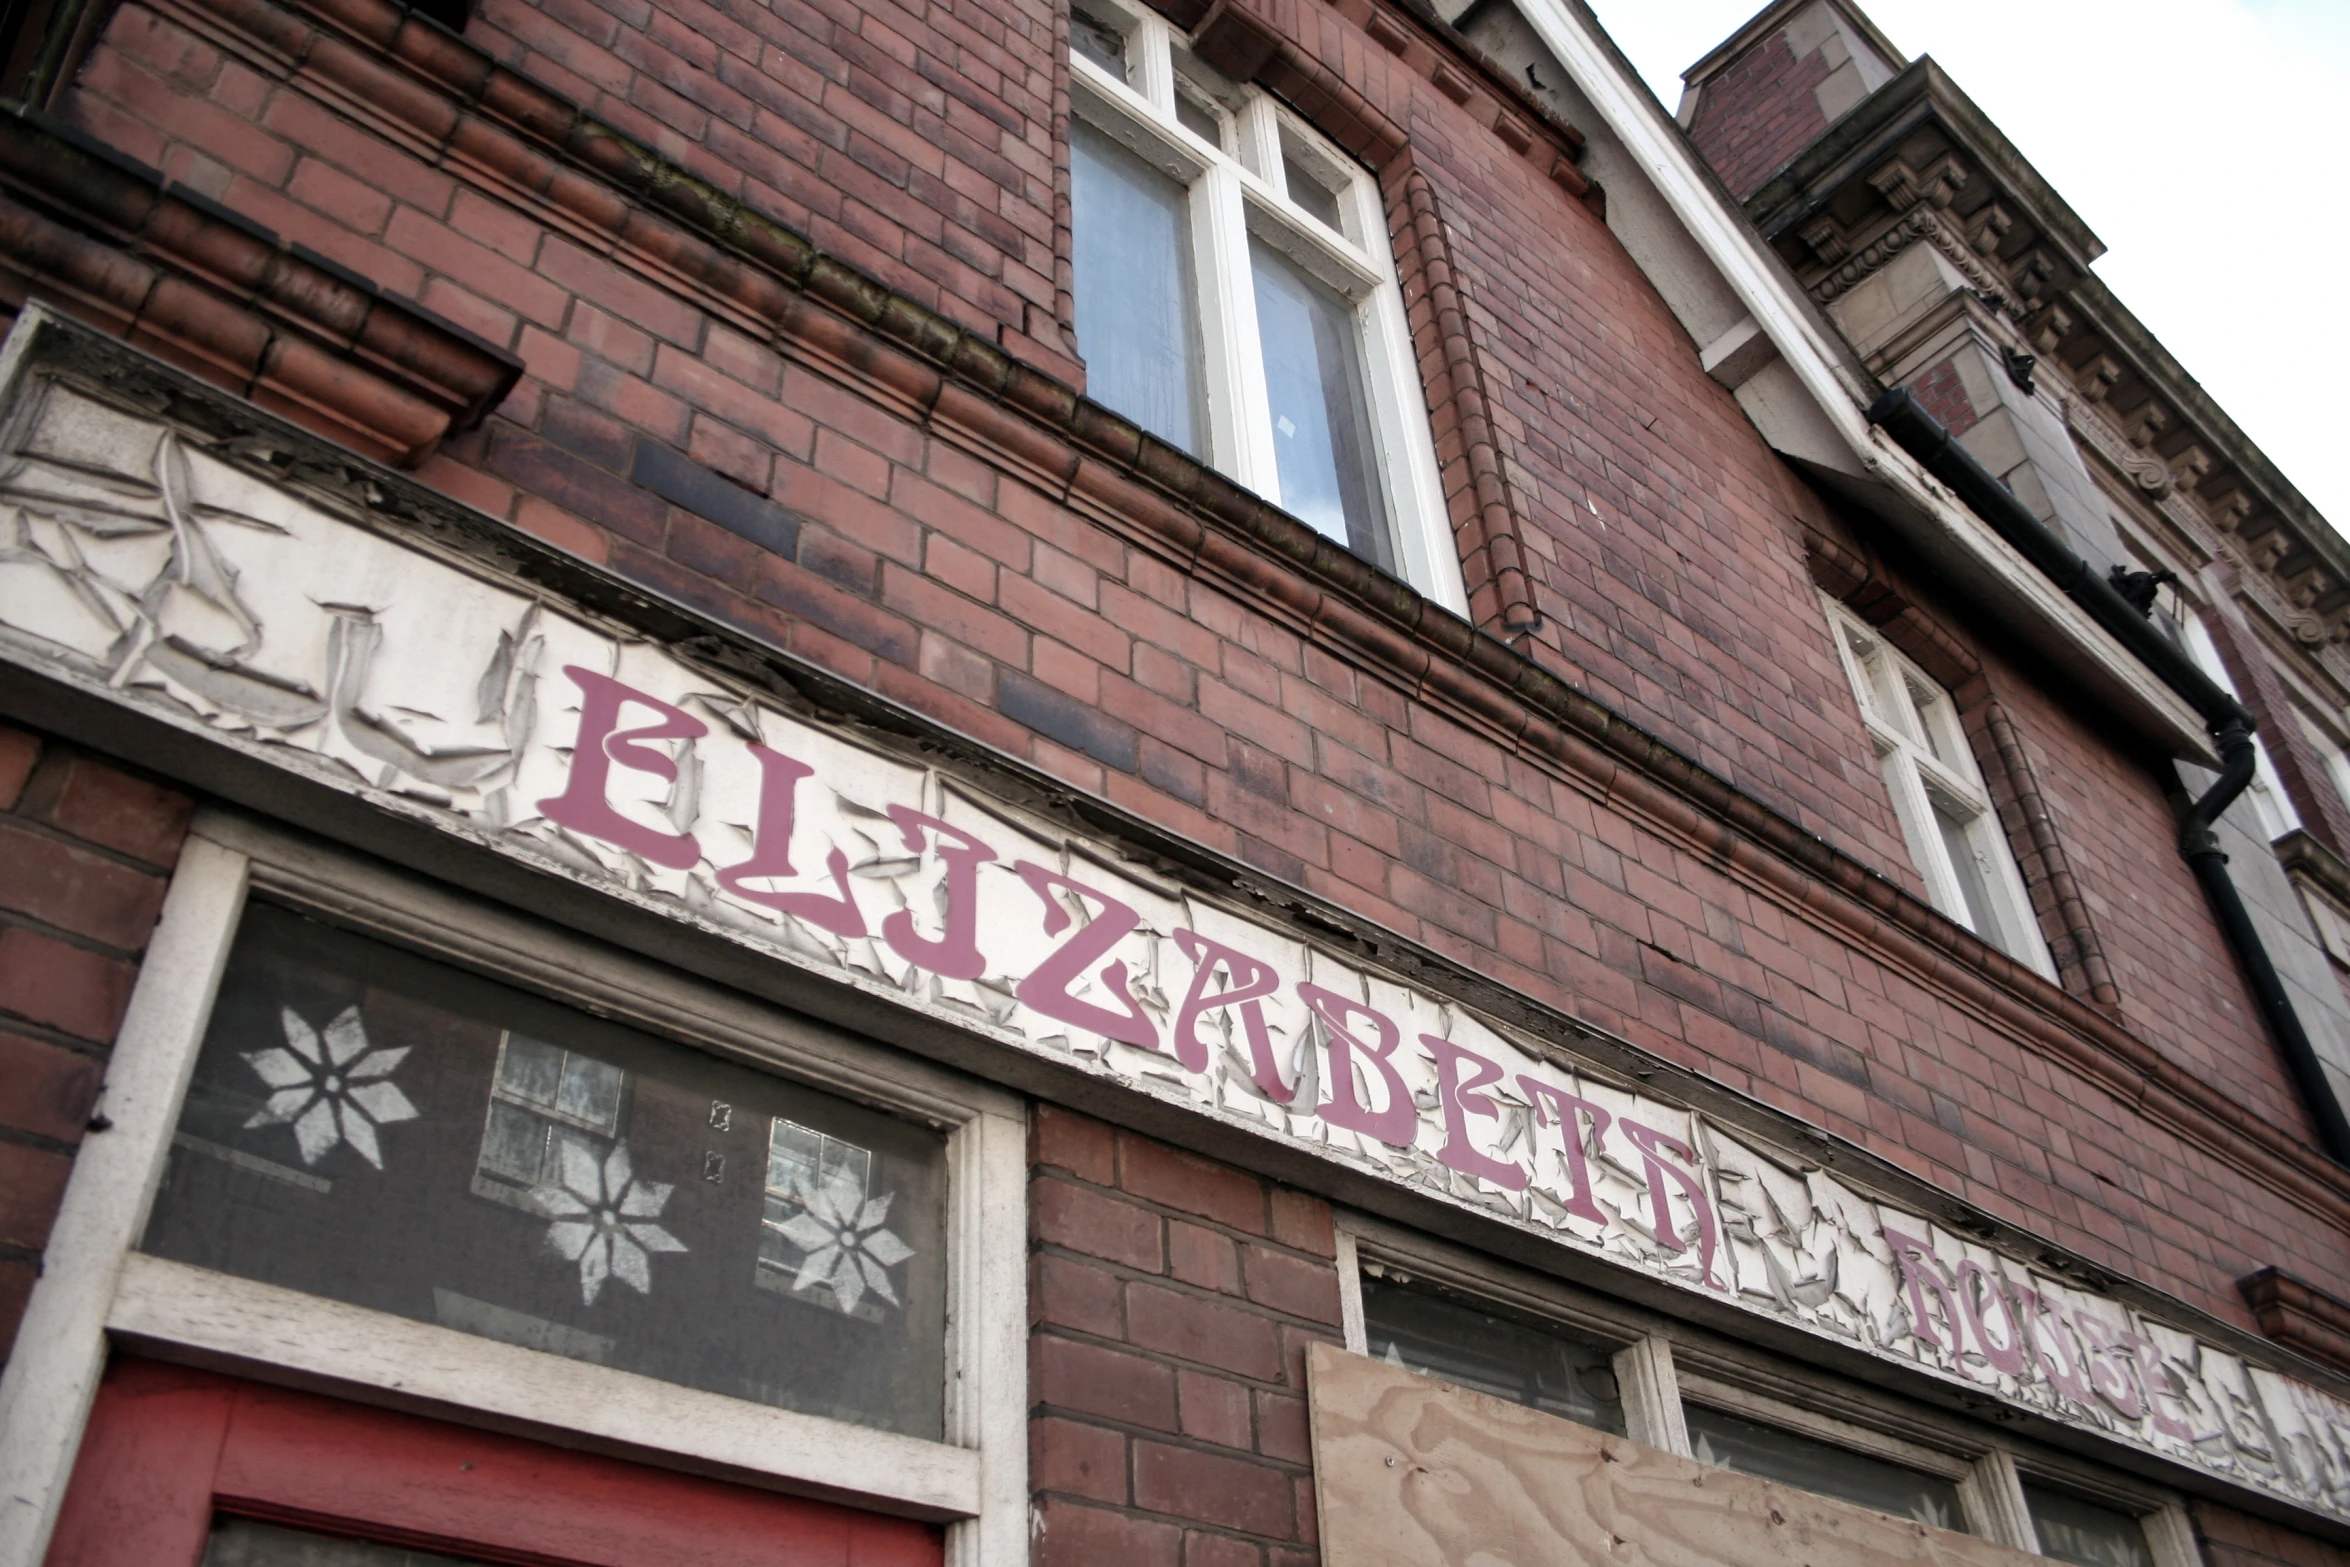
[1306,1343,2044,1567]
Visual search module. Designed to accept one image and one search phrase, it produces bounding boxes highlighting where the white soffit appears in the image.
[1506,0,2215,762]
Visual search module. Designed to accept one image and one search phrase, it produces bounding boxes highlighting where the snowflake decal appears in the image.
[533,1139,686,1304]
[243,1005,418,1167]
[773,1170,914,1313]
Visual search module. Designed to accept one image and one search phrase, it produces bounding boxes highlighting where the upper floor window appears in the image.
[1823,598,2055,976]
[1066,1,1466,612]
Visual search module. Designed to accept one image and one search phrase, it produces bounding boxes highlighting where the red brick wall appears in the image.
[1909,355,1981,438]
[0,724,194,1360]
[40,0,2350,1390]
[1029,1106,1336,1567]
[2194,1499,2350,1567]
[1686,26,1833,200]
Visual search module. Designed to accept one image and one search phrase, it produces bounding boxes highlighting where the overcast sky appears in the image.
[1582,0,2349,535]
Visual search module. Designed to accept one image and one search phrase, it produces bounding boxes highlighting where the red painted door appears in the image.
[46,1358,942,1567]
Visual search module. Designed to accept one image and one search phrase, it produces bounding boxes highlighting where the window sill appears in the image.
[106,1254,984,1522]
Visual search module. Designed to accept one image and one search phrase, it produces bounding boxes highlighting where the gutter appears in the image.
[1871,389,2350,1167]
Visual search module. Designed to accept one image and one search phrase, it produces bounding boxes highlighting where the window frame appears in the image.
[1821,595,2057,978]
[1066,1,1469,615]
[1332,1211,2202,1567]
[0,811,1029,1566]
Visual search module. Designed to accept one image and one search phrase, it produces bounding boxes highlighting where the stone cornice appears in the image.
[132,0,2350,1231]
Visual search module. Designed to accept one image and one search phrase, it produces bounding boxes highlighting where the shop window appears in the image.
[205,1517,487,1566]
[9,822,1028,1561]
[146,903,950,1436]
[1360,1274,1624,1433]
[1684,1401,1967,1531]
[2025,1485,2156,1567]
[1822,597,2055,975]
[1066,0,1467,612]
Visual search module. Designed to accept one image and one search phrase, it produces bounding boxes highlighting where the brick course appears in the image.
[1031,1106,1334,1567]
[0,727,193,1361]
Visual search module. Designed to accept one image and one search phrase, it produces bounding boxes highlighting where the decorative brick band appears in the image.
[2241,1267,2350,1379]
[126,0,2350,1228]
[0,110,518,465]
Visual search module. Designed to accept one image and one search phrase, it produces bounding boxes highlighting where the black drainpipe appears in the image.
[1868,388,2350,1165]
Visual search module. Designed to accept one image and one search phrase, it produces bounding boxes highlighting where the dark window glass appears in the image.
[1249,238,1391,570]
[1071,120,1206,457]
[145,903,948,1438]
[205,1519,488,1567]
[1684,1404,1967,1532]
[1281,153,1343,232]
[1174,86,1221,146]
[2025,1485,2154,1567]
[1360,1275,1623,1433]
[1069,6,1127,79]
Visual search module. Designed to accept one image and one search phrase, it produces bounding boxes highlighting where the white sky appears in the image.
[1582,0,2350,535]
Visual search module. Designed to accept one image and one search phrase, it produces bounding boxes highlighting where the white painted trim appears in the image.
[1332,1225,1368,1353]
[1613,1335,1689,1456]
[107,1255,984,1520]
[1507,0,2211,760]
[1963,1447,2042,1552]
[2142,1501,2204,1567]
[944,1102,1030,1567]
[0,832,250,1567]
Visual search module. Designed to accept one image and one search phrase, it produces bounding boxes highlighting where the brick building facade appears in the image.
[0,0,2344,1560]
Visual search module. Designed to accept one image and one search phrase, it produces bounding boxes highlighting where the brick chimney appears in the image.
[1679,0,1907,198]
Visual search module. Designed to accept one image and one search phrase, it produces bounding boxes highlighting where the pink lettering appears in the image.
[1883,1227,1968,1369]
[1301,985,1415,1148]
[1012,863,1157,1051]
[2015,1284,2093,1402]
[2072,1313,2146,1421]
[1955,1260,2028,1379]
[2122,1332,2196,1440]
[1171,930,1285,1086]
[879,808,994,980]
[1518,1078,1610,1225]
[1421,1036,1527,1191]
[713,746,867,937]
[1620,1120,1723,1291]
[538,667,706,870]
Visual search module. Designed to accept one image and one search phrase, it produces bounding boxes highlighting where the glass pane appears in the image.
[1069,6,1127,79]
[1907,678,1955,765]
[1933,796,2004,945]
[205,1518,490,1567]
[1684,1404,1966,1532]
[1282,154,1343,231]
[1174,87,1221,146]
[1250,238,1392,569]
[1360,1276,1623,1433]
[1071,119,1204,457]
[2025,1485,2154,1567]
[145,903,949,1438]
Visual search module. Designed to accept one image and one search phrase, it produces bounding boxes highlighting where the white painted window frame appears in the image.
[1332,1211,2201,1567]
[1068,3,1469,616]
[0,811,1028,1567]
[1822,595,2057,978]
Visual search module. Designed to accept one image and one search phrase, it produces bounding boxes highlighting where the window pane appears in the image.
[206,1519,490,1567]
[1175,87,1221,146]
[145,903,948,1438]
[1282,154,1343,232]
[1933,796,2004,944]
[1360,1276,1623,1433]
[1069,6,1127,79]
[2025,1486,2154,1567]
[1684,1404,1966,1532]
[1071,120,1204,457]
[1250,239,1392,569]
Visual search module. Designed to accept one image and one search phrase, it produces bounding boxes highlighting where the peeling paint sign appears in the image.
[1,329,2346,1523]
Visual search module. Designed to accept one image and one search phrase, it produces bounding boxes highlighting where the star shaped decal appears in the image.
[242,1005,418,1167]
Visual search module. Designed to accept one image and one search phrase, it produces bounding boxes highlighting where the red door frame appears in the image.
[46,1358,942,1567]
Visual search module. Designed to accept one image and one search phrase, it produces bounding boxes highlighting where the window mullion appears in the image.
[1613,1334,1690,1456]
[1192,163,1278,495]
[1130,13,1175,115]
[1961,1449,2042,1552]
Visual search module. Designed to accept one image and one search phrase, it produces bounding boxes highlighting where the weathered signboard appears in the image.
[1,316,2344,1522]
